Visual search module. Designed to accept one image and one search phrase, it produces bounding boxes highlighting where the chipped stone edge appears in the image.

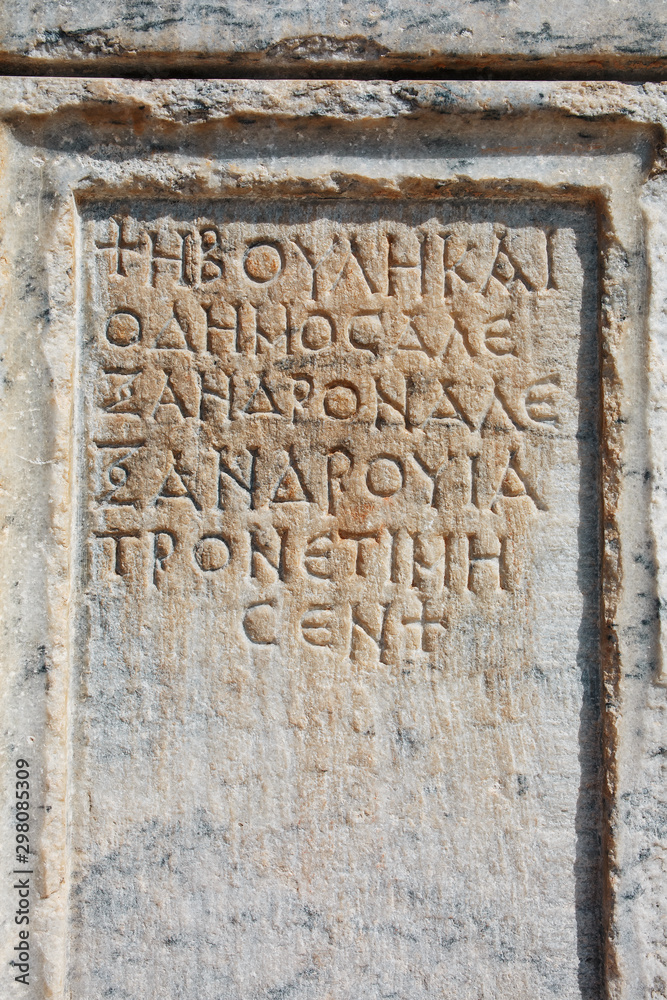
[0,78,663,128]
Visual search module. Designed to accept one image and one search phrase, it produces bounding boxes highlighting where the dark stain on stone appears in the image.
[395,727,421,755]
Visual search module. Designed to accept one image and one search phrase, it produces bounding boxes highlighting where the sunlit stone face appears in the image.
[72,197,601,998]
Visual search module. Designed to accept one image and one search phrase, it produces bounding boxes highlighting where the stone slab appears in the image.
[0,80,666,1000]
[0,3,665,77]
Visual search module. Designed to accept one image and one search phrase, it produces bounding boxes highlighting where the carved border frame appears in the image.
[0,80,663,1000]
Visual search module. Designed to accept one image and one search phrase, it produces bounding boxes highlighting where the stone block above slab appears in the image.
[0,2,665,77]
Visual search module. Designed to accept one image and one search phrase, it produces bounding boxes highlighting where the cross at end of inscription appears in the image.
[86,208,581,665]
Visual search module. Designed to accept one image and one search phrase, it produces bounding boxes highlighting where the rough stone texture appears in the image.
[80,199,600,999]
[0,79,665,1000]
[0,2,665,77]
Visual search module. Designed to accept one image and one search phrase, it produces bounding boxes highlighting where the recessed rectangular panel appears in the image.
[73,199,600,999]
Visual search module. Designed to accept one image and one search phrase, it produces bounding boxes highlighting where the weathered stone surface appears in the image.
[80,199,599,998]
[0,80,666,1000]
[0,2,665,77]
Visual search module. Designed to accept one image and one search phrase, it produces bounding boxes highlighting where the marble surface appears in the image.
[0,1,665,76]
[0,80,665,1000]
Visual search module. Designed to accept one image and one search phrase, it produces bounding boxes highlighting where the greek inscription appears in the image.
[87,208,575,663]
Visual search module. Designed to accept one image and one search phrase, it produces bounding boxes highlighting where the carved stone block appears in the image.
[0,1,665,77]
[0,80,666,1000]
